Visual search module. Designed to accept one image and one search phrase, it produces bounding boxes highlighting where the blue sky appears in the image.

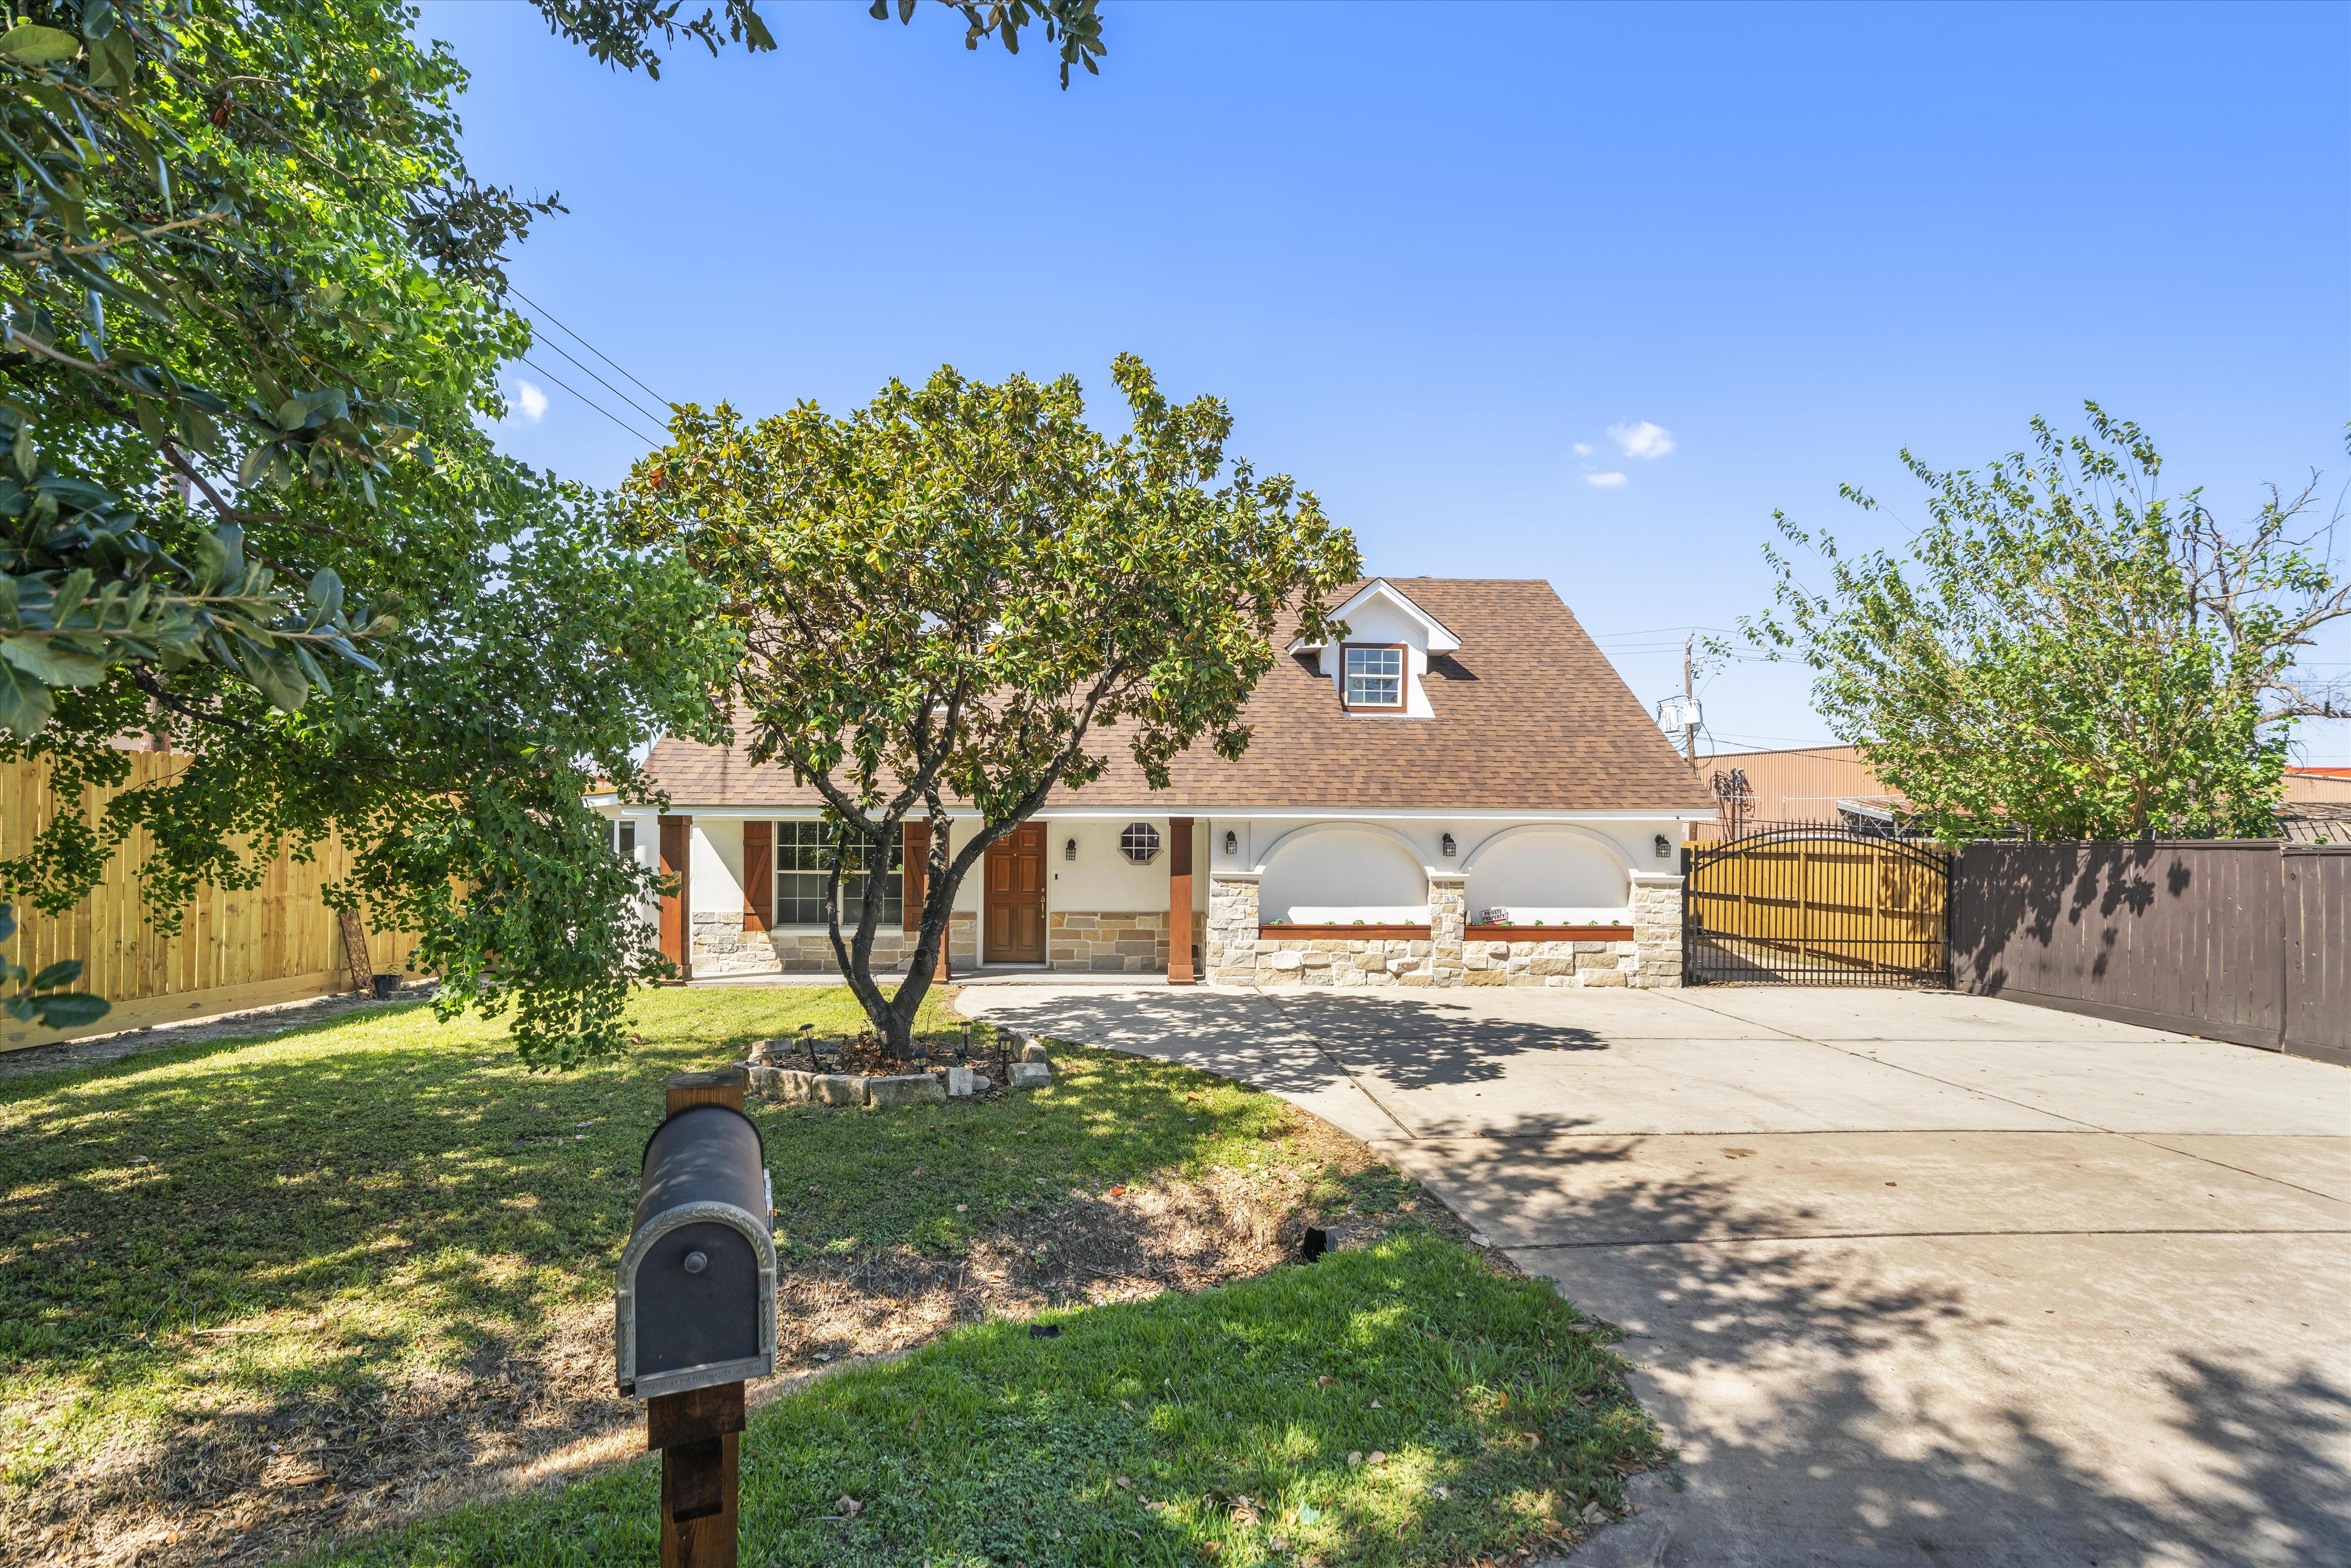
[420,0,2351,763]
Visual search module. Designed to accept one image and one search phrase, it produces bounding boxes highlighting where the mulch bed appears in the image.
[749,1025,1009,1081]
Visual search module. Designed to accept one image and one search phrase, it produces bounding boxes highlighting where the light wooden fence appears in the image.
[1,752,418,1050]
[1683,828,1951,986]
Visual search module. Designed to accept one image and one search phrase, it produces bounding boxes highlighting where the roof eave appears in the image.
[1292,578,1463,654]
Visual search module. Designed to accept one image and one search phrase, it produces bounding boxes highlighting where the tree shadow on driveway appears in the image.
[1491,1146,2351,1567]
[967,986,1608,1096]
[971,987,2351,1566]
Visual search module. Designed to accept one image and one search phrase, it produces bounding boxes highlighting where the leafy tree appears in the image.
[1,0,1114,1057]
[866,0,1105,88]
[538,0,1105,86]
[619,357,1361,1050]
[1740,406,2349,841]
[2,0,739,1065]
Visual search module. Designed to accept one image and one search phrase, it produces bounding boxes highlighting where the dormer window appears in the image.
[1343,644,1406,711]
[1296,578,1458,720]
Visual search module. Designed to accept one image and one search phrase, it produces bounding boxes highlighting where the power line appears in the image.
[509,286,673,410]
[1705,728,1840,747]
[1587,623,1743,640]
[526,331,672,431]
[517,355,667,449]
[1601,644,1769,662]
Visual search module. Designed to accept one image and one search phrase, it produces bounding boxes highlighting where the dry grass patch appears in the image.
[0,987,1462,1567]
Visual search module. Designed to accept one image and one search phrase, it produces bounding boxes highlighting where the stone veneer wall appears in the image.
[1204,870,1685,989]
[1046,911,1207,973]
[1205,876,1261,984]
[1627,876,1683,987]
[1429,876,1468,986]
[690,911,979,976]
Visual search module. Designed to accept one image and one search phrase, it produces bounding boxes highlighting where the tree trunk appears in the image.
[879,822,961,1051]
[826,820,912,1054]
[824,772,1067,1054]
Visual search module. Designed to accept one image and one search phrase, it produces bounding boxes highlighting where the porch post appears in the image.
[1168,817,1196,984]
[658,815,693,983]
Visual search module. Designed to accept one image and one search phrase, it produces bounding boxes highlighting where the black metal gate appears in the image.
[1686,828,1950,986]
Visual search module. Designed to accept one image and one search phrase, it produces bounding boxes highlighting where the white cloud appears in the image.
[1572,442,1593,456]
[1585,471,1628,488]
[513,380,549,422]
[1609,420,1673,460]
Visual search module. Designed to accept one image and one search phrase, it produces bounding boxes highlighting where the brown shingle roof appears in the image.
[641,579,1712,813]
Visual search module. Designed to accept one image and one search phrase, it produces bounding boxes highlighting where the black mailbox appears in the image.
[616,1103,776,1399]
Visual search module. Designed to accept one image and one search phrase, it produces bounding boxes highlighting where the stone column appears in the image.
[1428,874,1467,987]
[1629,872,1685,987]
[1206,875,1260,985]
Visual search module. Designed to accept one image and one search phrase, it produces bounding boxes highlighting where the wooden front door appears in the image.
[985,822,1047,963]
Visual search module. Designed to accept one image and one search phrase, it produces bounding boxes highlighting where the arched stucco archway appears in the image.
[1257,825,1429,925]
[1461,827,1632,923]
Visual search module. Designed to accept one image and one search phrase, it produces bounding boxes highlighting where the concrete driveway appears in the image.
[955,981,2351,1568]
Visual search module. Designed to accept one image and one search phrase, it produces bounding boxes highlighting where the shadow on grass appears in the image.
[0,983,1356,1561]
[305,1232,1662,1568]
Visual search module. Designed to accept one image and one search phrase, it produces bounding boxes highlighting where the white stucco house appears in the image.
[597,578,1713,989]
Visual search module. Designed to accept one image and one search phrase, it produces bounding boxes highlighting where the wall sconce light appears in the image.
[1654,834,1673,860]
[1440,832,1456,857]
[1064,837,1077,861]
[1222,830,1238,856]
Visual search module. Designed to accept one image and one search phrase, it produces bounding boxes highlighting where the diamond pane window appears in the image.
[776,821,902,925]
[1345,645,1404,710]
[1119,822,1161,864]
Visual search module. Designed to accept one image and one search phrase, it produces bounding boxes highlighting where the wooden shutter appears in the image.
[901,821,927,932]
[741,821,773,932]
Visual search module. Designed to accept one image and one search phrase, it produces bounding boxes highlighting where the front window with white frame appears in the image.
[1343,644,1405,711]
[776,821,902,925]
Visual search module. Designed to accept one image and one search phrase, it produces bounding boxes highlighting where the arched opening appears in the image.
[1259,830,1427,925]
[1465,831,1631,925]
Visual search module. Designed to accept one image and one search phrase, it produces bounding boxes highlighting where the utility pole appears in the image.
[1682,633,1697,763]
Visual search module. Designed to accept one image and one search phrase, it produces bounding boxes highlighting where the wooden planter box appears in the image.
[1257,924,1433,941]
[1465,924,1634,942]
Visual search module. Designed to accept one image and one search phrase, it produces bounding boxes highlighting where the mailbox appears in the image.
[616,1103,777,1399]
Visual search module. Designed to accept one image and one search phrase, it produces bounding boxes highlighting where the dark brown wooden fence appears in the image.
[1950,841,2348,1065]
[2283,847,2350,1062]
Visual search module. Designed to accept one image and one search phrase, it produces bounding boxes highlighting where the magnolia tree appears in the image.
[621,357,1362,1050]
[1740,406,2349,841]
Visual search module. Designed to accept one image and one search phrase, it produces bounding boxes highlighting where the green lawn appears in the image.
[310,1233,1660,1568]
[0,985,1665,1567]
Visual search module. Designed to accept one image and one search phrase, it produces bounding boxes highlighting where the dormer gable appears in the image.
[1291,578,1459,718]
